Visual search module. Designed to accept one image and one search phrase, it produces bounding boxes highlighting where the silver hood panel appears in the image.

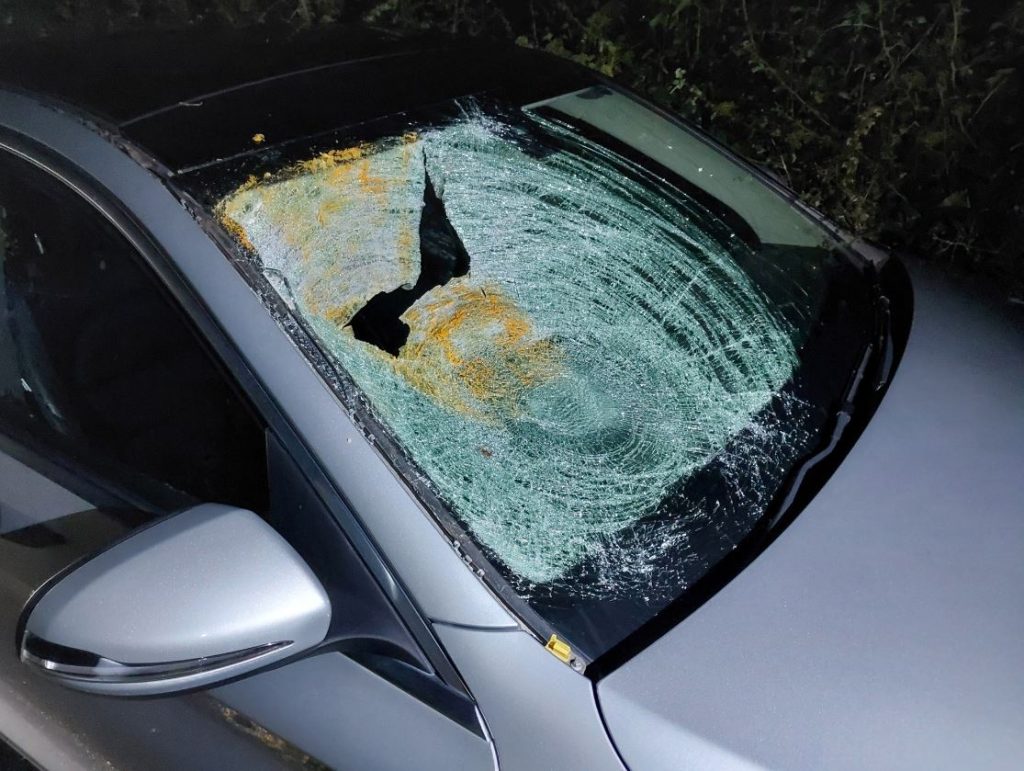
[597,262,1024,770]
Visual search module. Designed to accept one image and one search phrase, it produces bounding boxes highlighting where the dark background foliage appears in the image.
[3,0,1022,295]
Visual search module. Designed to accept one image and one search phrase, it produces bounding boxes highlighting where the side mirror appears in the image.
[19,503,330,695]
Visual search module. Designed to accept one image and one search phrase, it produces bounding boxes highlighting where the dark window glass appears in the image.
[0,149,266,514]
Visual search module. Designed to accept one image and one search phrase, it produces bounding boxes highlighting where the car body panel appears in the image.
[598,262,1024,770]
[433,624,625,771]
[213,651,496,771]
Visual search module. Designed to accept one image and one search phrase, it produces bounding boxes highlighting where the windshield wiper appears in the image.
[766,272,896,531]
[873,294,894,390]
[770,321,880,532]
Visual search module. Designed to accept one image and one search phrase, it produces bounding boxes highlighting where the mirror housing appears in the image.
[19,503,330,695]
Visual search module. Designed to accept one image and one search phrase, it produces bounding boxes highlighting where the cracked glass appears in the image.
[201,86,876,662]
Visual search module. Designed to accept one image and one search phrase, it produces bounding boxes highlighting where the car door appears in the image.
[0,142,494,770]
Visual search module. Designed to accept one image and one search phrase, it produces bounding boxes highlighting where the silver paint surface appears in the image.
[215,651,496,771]
[434,624,626,771]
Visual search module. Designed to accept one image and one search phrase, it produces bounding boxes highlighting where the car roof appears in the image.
[0,24,431,123]
[0,24,590,175]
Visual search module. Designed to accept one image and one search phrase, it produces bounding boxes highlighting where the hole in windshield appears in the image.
[348,169,471,356]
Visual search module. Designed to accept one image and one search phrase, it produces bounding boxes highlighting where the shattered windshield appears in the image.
[201,87,874,664]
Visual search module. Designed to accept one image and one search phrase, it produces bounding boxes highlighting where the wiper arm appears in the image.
[766,272,897,531]
[873,295,894,390]
[766,342,874,530]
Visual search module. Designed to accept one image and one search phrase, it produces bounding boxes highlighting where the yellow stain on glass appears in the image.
[218,135,424,327]
[388,279,563,420]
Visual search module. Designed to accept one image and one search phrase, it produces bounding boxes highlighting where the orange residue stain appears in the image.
[219,214,256,253]
[357,158,389,196]
[392,280,563,419]
[299,146,365,175]
[316,197,346,227]
[320,294,367,328]
[401,132,419,168]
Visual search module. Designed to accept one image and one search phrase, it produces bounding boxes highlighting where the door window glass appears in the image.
[0,148,267,518]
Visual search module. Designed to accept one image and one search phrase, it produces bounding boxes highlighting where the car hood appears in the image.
[597,260,1024,771]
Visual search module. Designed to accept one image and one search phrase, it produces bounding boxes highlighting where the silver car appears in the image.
[0,24,1021,771]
